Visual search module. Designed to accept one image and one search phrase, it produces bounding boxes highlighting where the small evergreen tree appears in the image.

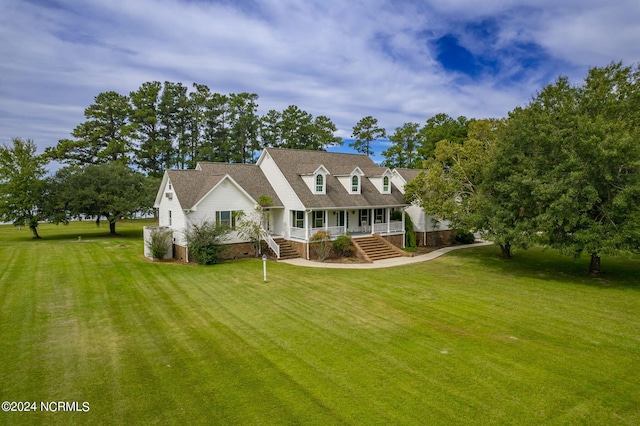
[404,212,417,249]
[146,228,172,259]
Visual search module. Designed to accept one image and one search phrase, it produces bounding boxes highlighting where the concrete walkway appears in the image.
[278,241,493,269]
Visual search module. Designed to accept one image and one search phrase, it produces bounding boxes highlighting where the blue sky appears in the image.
[1,0,639,164]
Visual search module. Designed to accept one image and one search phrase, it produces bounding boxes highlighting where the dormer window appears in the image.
[351,175,359,193]
[305,165,329,194]
[315,173,325,194]
[383,176,390,193]
[347,167,364,194]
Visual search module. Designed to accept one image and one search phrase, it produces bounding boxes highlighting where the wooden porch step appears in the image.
[353,236,402,261]
[272,238,300,260]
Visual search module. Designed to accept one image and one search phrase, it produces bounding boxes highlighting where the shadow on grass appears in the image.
[40,229,143,242]
[451,245,640,290]
[1,220,151,243]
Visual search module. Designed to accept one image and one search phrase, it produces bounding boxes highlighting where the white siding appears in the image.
[157,181,188,243]
[405,206,452,233]
[428,216,452,232]
[266,209,285,236]
[195,179,254,214]
[337,176,350,193]
[259,153,304,211]
[301,174,315,193]
[390,172,405,192]
[259,152,305,238]
[405,205,426,232]
[158,197,185,227]
[190,178,257,243]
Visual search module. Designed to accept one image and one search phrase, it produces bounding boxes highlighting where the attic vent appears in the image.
[165,192,173,200]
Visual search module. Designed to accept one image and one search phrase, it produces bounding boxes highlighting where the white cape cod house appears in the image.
[154,148,409,261]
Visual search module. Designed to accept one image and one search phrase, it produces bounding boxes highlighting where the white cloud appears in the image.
[535,3,640,68]
[1,0,639,155]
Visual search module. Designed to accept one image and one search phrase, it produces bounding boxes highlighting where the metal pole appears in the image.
[262,254,267,282]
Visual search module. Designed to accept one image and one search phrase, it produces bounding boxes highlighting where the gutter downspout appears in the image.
[402,208,406,249]
[424,214,427,246]
[306,209,311,260]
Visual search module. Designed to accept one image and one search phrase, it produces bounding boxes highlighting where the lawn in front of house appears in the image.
[1,221,639,424]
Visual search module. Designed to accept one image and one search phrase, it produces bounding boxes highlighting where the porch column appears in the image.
[386,208,390,234]
[324,210,328,232]
[305,210,310,240]
[344,209,348,234]
[306,210,310,260]
[370,208,374,235]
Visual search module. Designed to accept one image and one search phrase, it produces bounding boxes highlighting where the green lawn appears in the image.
[1,221,639,425]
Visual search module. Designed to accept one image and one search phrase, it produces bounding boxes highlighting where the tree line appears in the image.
[45,82,344,177]
[42,79,472,176]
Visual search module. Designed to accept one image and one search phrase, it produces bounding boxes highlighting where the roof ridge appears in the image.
[266,147,368,157]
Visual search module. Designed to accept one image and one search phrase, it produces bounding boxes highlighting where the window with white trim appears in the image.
[292,210,305,228]
[313,211,324,228]
[374,208,385,224]
[315,174,324,193]
[383,176,390,193]
[351,175,360,193]
[216,210,240,229]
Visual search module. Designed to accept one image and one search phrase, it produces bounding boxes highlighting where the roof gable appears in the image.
[163,163,282,210]
[191,174,255,211]
[394,168,422,183]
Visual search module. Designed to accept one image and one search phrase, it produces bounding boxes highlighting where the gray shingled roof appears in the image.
[394,168,422,183]
[167,163,282,210]
[265,148,408,209]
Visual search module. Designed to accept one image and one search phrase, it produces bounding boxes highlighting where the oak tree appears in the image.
[0,138,50,238]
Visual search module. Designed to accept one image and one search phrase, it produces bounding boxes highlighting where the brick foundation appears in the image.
[415,230,454,247]
[173,242,258,263]
[222,242,258,260]
[381,234,404,249]
[287,240,308,259]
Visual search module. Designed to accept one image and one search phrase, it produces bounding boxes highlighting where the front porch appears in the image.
[288,207,405,242]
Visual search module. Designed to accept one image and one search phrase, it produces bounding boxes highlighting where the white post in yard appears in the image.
[262,254,267,282]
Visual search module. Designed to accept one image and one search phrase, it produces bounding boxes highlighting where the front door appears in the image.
[359,209,369,232]
[337,211,347,227]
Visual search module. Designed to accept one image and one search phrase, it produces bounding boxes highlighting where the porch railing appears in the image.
[290,221,403,241]
[290,227,306,240]
[373,220,404,234]
[310,226,346,238]
[262,229,280,259]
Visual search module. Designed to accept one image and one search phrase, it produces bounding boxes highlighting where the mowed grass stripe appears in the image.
[176,265,392,423]
[172,263,526,422]
[1,221,639,424]
[101,253,344,423]
[137,262,469,422]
